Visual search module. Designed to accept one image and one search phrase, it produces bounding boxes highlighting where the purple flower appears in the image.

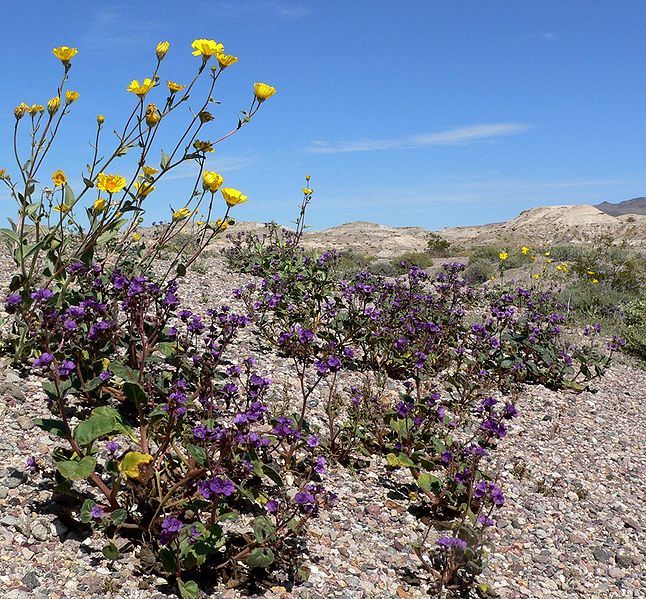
[31,288,53,303]
[160,516,183,545]
[99,370,112,382]
[5,294,21,307]
[438,536,467,551]
[106,440,120,454]
[26,456,37,471]
[294,491,316,506]
[266,499,279,513]
[491,485,505,507]
[477,514,496,527]
[90,505,104,520]
[33,352,54,369]
[314,456,327,474]
[307,435,320,448]
[57,360,75,379]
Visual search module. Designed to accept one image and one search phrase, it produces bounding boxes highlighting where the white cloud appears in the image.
[307,123,532,154]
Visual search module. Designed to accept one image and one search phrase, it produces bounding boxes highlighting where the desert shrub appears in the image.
[621,297,646,360]
[426,232,453,257]
[463,258,497,284]
[330,250,376,278]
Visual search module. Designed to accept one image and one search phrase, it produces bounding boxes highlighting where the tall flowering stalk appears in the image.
[1,40,275,361]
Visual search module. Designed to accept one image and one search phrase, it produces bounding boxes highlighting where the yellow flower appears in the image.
[167,81,186,93]
[93,198,107,213]
[52,46,78,64]
[127,78,156,97]
[27,104,45,116]
[302,188,314,195]
[51,169,67,186]
[156,41,170,60]
[196,221,204,226]
[0,168,7,180]
[65,90,80,104]
[132,232,142,241]
[216,53,238,69]
[47,97,61,116]
[544,251,551,256]
[97,172,127,194]
[499,251,508,261]
[145,103,161,127]
[53,203,71,213]
[521,246,530,255]
[215,218,229,230]
[193,140,214,153]
[305,174,311,182]
[532,273,540,279]
[587,270,595,276]
[191,39,224,58]
[14,103,28,119]
[592,278,599,284]
[135,181,155,197]
[202,171,224,193]
[173,207,191,221]
[221,187,247,207]
[142,165,158,177]
[97,114,105,125]
[253,82,276,102]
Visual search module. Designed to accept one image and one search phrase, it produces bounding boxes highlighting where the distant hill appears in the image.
[595,197,646,217]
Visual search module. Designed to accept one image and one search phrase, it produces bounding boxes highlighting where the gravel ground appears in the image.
[0,256,644,598]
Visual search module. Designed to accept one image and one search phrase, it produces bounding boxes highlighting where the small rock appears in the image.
[17,416,34,431]
[615,551,634,567]
[30,520,49,541]
[21,571,40,591]
[592,545,611,563]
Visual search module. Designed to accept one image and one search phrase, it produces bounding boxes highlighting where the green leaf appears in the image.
[246,547,274,568]
[110,509,128,526]
[64,183,75,206]
[0,228,19,244]
[187,444,206,466]
[417,472,441,494]
[176,263,187,277]
[56,456,96,480]
[160,149,171,170]
[109,362,139,383]
[33,418,66,438]
[252,516,275,543]
[79,499,95,523]
[177,580,200,599]
[102,542,120,560]
[123,381,147,405]
[154,342,177,357]
[74,412,117,446]
[386,453,401,468]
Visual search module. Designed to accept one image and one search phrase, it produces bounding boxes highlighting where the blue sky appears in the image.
[2,0,646,230]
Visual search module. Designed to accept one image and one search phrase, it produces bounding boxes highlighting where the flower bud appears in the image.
[47,97,61,116]
[97,114,105,125]
[145,104,160,127]
[14,103,27,120]
[156,41,170,60]
[65,90,80,104]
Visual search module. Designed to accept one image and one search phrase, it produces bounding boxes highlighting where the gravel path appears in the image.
[0,257,644,598]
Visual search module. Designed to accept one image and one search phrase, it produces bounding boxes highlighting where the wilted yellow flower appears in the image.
[65,90,80,104]
[52,46,78,64]
[97,114,105,125]
[216,53,238,68]
[145,103,161,127]
[202,171,224,192]
[221,187,247,207]
[119,451,153,479]
[142,165,158,177]
[14,103,28,120]
[0,168,8,180]
[93,198,107,213]
[302,188,314,195]
[198,111,214,124]
[97,172,127,194]
[127,78,156,97]
[215,218,229,230]
[173,207,191,221]
[53,204,71,213]
[499,251,508,261]
[27,104,45,116]
[135,181,155,197]
[47,97,61,115]
[51,170,67,186]
[253,82,276,102]
[132,232,142,241]
[193,140,214,153]
[167,81,186,93]
[191,39,224,58]
[521,246,530,255]
[156,41,170,60]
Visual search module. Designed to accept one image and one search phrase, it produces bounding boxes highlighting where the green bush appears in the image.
[463,258,496,284]
[622,298,646,359]
[426,233,452,257]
